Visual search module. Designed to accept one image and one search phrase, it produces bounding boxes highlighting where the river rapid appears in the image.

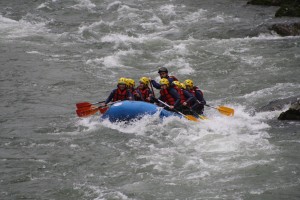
[1,0,300,199]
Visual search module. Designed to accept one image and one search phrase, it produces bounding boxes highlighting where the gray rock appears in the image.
[247,0,300,18]
[275,4,300,17]
[247,0,283,6]
[247,0,299,6]
[271,23,300,36]
[278,99,300,120]
[259,95,300,111]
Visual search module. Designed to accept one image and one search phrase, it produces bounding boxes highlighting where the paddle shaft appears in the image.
[195,99,216,109]
[76,100,106,109]
[76,101,119,117]
[196,100,234,116]
[205,104,217,109]
[157,99,186,117]
[187,106,208,120]
[150,82,156,98]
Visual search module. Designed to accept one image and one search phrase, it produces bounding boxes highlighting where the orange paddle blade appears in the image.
[218,106,234,116]
[76,102,92,109]
[76,107,99,117]
[99,106,109,114]
[76,106,95,111]
[76,101,105,109]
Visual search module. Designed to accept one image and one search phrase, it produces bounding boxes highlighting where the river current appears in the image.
[1,0,300,199]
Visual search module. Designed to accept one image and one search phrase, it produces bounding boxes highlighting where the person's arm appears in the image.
[168,76,178,82]
[169,88,181,108]
[195,90,206,105]
[145,88,153,101]
[127,89,133,100]
[183,90,195,104]
[105,90,116,104]
[150,79,161,89]
[148,88,153,96]
[134,89,143,101]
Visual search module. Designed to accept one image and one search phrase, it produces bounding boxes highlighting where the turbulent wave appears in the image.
[73,104,279,199]
[0,14,49,39]
[1,0,299,199]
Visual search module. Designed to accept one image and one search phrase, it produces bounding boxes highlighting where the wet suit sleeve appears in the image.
[133,89,140,101]
[150,80,161,89]
[195,90,206,105]
[105,89,116,104]
[169,88,181,108]
[168,77,176,84]
[127,90,133,100]
[183,90,195,104]
[148,88,153,96]
[150,76,176,90]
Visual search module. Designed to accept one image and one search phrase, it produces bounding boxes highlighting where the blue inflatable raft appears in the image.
[101,100,182,122]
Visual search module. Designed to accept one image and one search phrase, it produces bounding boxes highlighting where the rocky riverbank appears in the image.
[247,0,300,36]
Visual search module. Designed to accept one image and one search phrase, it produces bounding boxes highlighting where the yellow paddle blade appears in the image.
[218,106,234,116]
[198,115,209,120]
[185,115,199,122]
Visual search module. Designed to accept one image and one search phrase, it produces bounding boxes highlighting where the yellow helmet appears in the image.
[180,83,186,90]
[172,81,181,87]
[118,77,127,85]
[126,78,135,88]
[184,79,194,88]
[159,78,169,87]
[139,77,149,85]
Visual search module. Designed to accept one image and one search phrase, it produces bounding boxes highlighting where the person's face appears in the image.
[159,72,167,78]
[118,84,126,90]
[139,82,145,89]
[161,84,168,89]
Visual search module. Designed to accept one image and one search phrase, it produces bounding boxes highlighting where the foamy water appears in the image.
[1,0,299,199]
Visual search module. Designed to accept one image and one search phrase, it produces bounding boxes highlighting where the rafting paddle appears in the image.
[157,99,199,122]
[76,100,105,109]
[187,107,208,120]
[206,104,234,116]
[197,100,234,116]
[150,81,156,98]
[76,106,101,117]
[76,101,120,118]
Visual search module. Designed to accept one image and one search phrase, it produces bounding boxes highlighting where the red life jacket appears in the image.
[113,88,128,101]
[160,88,176,105]
[188,86,203,97]
[135,87,150,101]
[174,86,186,104]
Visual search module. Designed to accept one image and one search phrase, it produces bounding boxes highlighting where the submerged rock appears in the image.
[271,23,300,36]
[278,99,300,120]
[259,95,300,112]
[247,0,283,6]
[247,0,300,17]
[275,4,300,17]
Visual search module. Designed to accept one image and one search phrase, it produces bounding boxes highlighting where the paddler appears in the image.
[125,78,135,94]
[133,77,153,102]
[184,79,206,115]
[103,77,133,106]
[171,81,196,115]
[150,67,179,89]
[152,78,181,111]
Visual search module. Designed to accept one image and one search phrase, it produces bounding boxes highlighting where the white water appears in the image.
[1,0,299,199]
